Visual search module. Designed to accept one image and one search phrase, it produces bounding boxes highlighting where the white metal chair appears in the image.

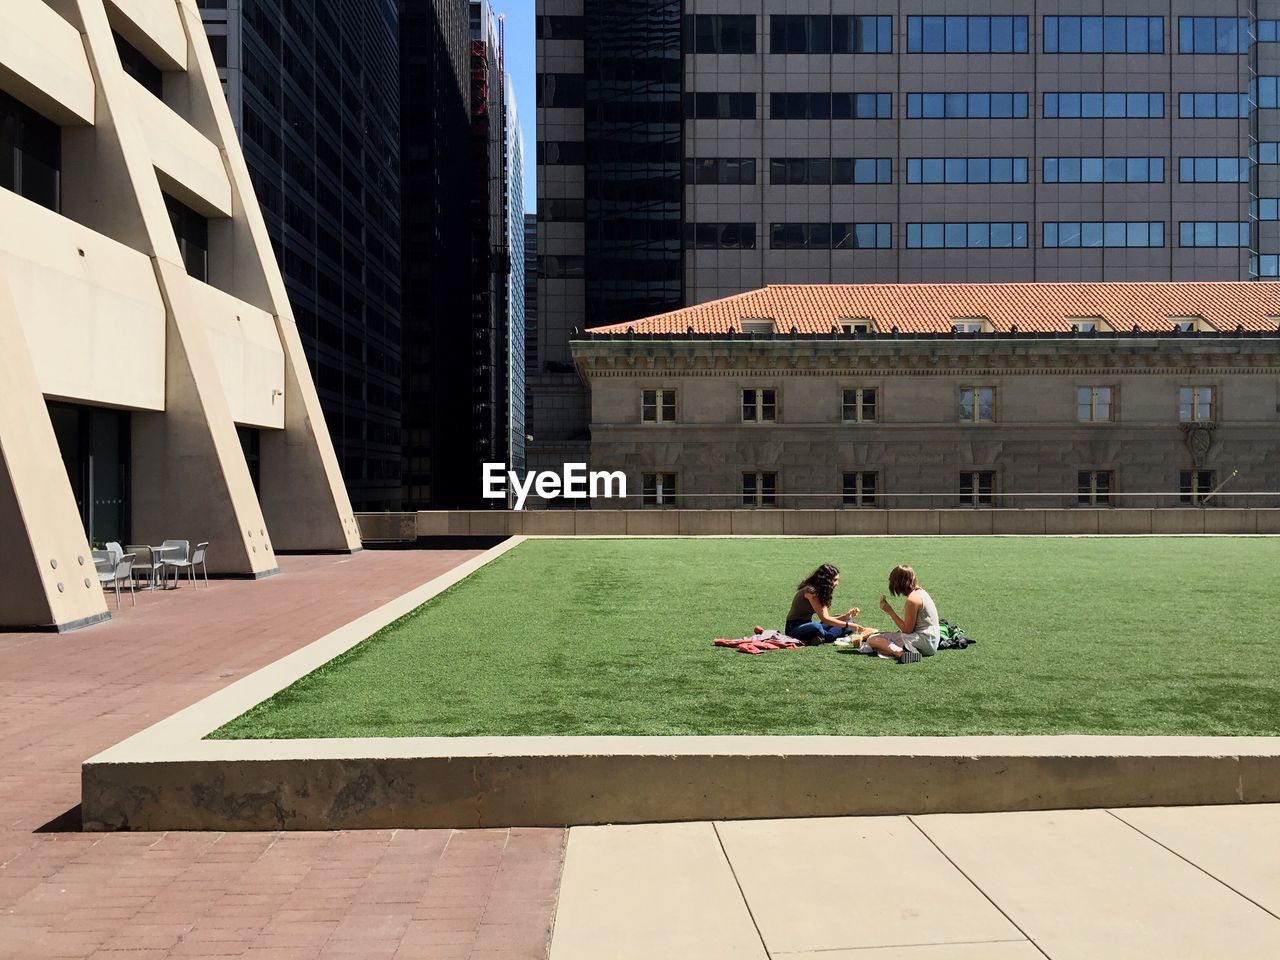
[166,541,209,588]
[125,545,156,589]
[99,553,136,609]
[159,539,189,588]
[105,541,124,563]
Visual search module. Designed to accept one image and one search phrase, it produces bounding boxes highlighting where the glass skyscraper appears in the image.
[199,0,403,510]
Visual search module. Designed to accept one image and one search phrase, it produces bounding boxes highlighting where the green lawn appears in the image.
[210,536,1280,739]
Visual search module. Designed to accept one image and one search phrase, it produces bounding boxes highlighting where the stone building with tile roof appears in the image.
[569,283,1280,510]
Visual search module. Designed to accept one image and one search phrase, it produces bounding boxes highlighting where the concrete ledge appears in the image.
[81,532,1280,831]
[82,736,1280,831]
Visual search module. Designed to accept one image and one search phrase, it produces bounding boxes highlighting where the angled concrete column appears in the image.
[0,278,110,630]
[130,259,277,576]
[258,317,363,551]
[67,0,275,576]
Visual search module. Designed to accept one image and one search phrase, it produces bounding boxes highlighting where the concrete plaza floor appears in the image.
[551,808,1280,959]
[4,546,1278,959]
[0,550,563,960]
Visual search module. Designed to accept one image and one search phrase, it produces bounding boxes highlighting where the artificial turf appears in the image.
[210,536,1280,739]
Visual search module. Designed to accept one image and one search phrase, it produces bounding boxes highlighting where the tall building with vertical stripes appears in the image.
[534,1,1280,469]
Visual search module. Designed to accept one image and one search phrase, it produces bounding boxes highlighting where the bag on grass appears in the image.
[938,618,976,650]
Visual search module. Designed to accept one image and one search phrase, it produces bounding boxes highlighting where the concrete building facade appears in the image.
[536,0,1280,469]
[570,282,1280,509]
[198,0,403,511]
[1,0,361,631]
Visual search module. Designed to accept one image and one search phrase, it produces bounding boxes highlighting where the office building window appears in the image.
[683,92,755,119]
[1044,92,1164,118]
[907,157,1028,184]
[536,15,585,40]
[907,92,1028,118]
[641,473,678,507]
[1178,157,1249,182]
[1078,471,1114,506]
[841,388,878,423]
[770,92,891,120]
[1255,143,1280,164]
[115,33,163,97]
[537,73,585,108]
[1178,17,1248,54]
[771,15,891,53]
[684,223,756,249]
[742,471,778,507]
[1259,21,1280,42]
[906,223,1028,248]
[1043,222,1164,248]
[164,193,208,282]
[842,472,878,507]
[685,158,756,185]
[907,16,1029,53]
[1253,254,1280,276]
[770,158,891,185]
[0,90,61,212]
[538,255,584,279]
[641,389,676,423]
[1252,76,1280,107]
[1077,386,1114,422]
[1043,157,1163,183]
[1179,470,1215,505]
[1179,93,1250,118]
[1179,222,1249,247]
[1254,198,1280,220]
[684,15,756,54]
[541,141,585,165]
[771,223,891,249]
[959,471,997,507]
[742,389,777,423]
[1179,386,1215,422]
[959,387,996,423]
[1043,17,1164,53]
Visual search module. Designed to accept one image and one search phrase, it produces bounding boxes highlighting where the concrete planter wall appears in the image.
[357,509,1280,542]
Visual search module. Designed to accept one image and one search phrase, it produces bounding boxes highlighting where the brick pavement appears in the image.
[0,549,565,960]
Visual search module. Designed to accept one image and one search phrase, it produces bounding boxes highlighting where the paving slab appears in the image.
[914,808,1280,959]
[1110,804,1280,918]
[777,942,1045,960]
[549,822,767,960]
[717,817,1026,955]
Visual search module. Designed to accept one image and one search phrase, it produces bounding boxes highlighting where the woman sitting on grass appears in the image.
[784,564,860,646]
[845,564,939,665]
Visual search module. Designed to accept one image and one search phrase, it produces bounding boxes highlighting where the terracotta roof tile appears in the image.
[585,282,1280,336]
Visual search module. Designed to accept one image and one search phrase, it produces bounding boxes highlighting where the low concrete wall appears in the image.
[82,738,1280,831]
[358,509,1280,541]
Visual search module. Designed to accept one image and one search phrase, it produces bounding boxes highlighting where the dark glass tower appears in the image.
[399,0,473,508]
[583,0,684,327]
[199,0,403,511]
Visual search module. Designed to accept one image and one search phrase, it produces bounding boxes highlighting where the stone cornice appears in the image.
[571,336,1280,378]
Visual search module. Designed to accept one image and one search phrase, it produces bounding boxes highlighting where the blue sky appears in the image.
[502,0,537,212]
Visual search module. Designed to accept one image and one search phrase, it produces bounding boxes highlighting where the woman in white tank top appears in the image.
[859,564,940,665]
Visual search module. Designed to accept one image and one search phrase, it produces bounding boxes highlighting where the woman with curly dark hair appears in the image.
[784,563,860,646]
